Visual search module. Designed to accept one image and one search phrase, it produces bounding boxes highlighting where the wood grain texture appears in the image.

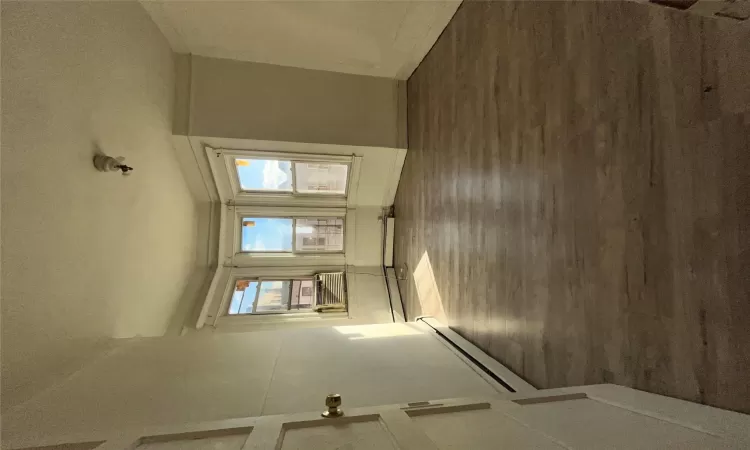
[394,0,750,413]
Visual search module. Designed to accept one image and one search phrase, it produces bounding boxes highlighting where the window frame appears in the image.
[227,277,317,316]
[231,156,350,197]
[291,161,350,196]
[292,217,346,254]
[228,279,260,315]
[232,157,294,194]
[239,216,296,254]
[195,142,371,331]
[202,263,350,328]
[207,267,350,325]
[227,206,347,262]
[238,216,345,255]
[207,147,354,206]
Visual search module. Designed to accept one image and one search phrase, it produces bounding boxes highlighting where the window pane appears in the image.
[241,217,293,252]
[295,218,344,252]
[291,280,315,310]
[256,281,291,312]
[235,159,292,192]
[294,163,348,195]
[229,280,259,315]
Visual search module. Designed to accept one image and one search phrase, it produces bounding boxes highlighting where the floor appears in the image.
[394,1,750,413]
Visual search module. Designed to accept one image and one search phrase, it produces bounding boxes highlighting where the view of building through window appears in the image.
[295,218,344,252]
[294,162,348,194]
[241,217,344,253]
[228,154,347,316]
[228,279,315,315]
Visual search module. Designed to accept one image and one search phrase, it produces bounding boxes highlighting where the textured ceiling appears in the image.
[142,0,461,79]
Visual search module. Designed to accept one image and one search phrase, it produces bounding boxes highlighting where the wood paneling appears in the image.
[394,0,750,413]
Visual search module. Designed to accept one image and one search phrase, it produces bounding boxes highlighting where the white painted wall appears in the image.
[142,0,461,79]
[347,267,395,323]
[1,323,500,443]
[180,56,406,149]
[349,207,387,267]
[164,50,408,335]
[1,1,197,408]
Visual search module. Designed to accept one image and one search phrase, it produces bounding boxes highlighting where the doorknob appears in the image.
[321,394,344,418]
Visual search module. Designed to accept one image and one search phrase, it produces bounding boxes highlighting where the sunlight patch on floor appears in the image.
[334,323,422,340]
[414,251,448,324]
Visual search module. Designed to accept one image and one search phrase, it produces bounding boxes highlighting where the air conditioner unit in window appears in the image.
[314,272,347,313]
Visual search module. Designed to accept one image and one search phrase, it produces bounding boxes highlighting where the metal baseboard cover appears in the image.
[417,316,537,394]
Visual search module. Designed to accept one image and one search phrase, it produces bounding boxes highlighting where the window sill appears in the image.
[216,311,349,327]
[231,253,346,267]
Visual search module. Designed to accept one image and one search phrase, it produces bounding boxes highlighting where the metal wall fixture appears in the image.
[93,154,134,175]
[321,394,344,418]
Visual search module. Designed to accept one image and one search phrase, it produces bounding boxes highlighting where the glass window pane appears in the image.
[291,280,315,310]
[241,217,293,252]
[295,218,344,252]
[256,281,291,312]
[229,280,259,315]
[294,163,348,195]
[235,159,292,192]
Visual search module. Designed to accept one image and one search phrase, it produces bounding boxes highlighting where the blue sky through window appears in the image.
[229,281,259,314]
[241,217,293,252]
[235,159,292,191]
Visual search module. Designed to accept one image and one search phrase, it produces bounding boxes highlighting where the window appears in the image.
[294,162,348,194]
[241,217,293,252]
[240,217,344,253]
[227,278,315,315]
[233,158,348,195]
[228,280,259,314]
[295,218,344,252]
[200,146,357,329]
[235,159,293,192]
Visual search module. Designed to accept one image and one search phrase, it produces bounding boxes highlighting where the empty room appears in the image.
[2,0,749,448]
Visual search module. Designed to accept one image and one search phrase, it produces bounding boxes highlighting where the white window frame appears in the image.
[206,146,354,207]
[226,276,318,316]
[291,217,346,254]
[232,158,349,197]
[223,205,347,267]
[204,267,349,328]
[237,216,345,255]
[197,144,362,330]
